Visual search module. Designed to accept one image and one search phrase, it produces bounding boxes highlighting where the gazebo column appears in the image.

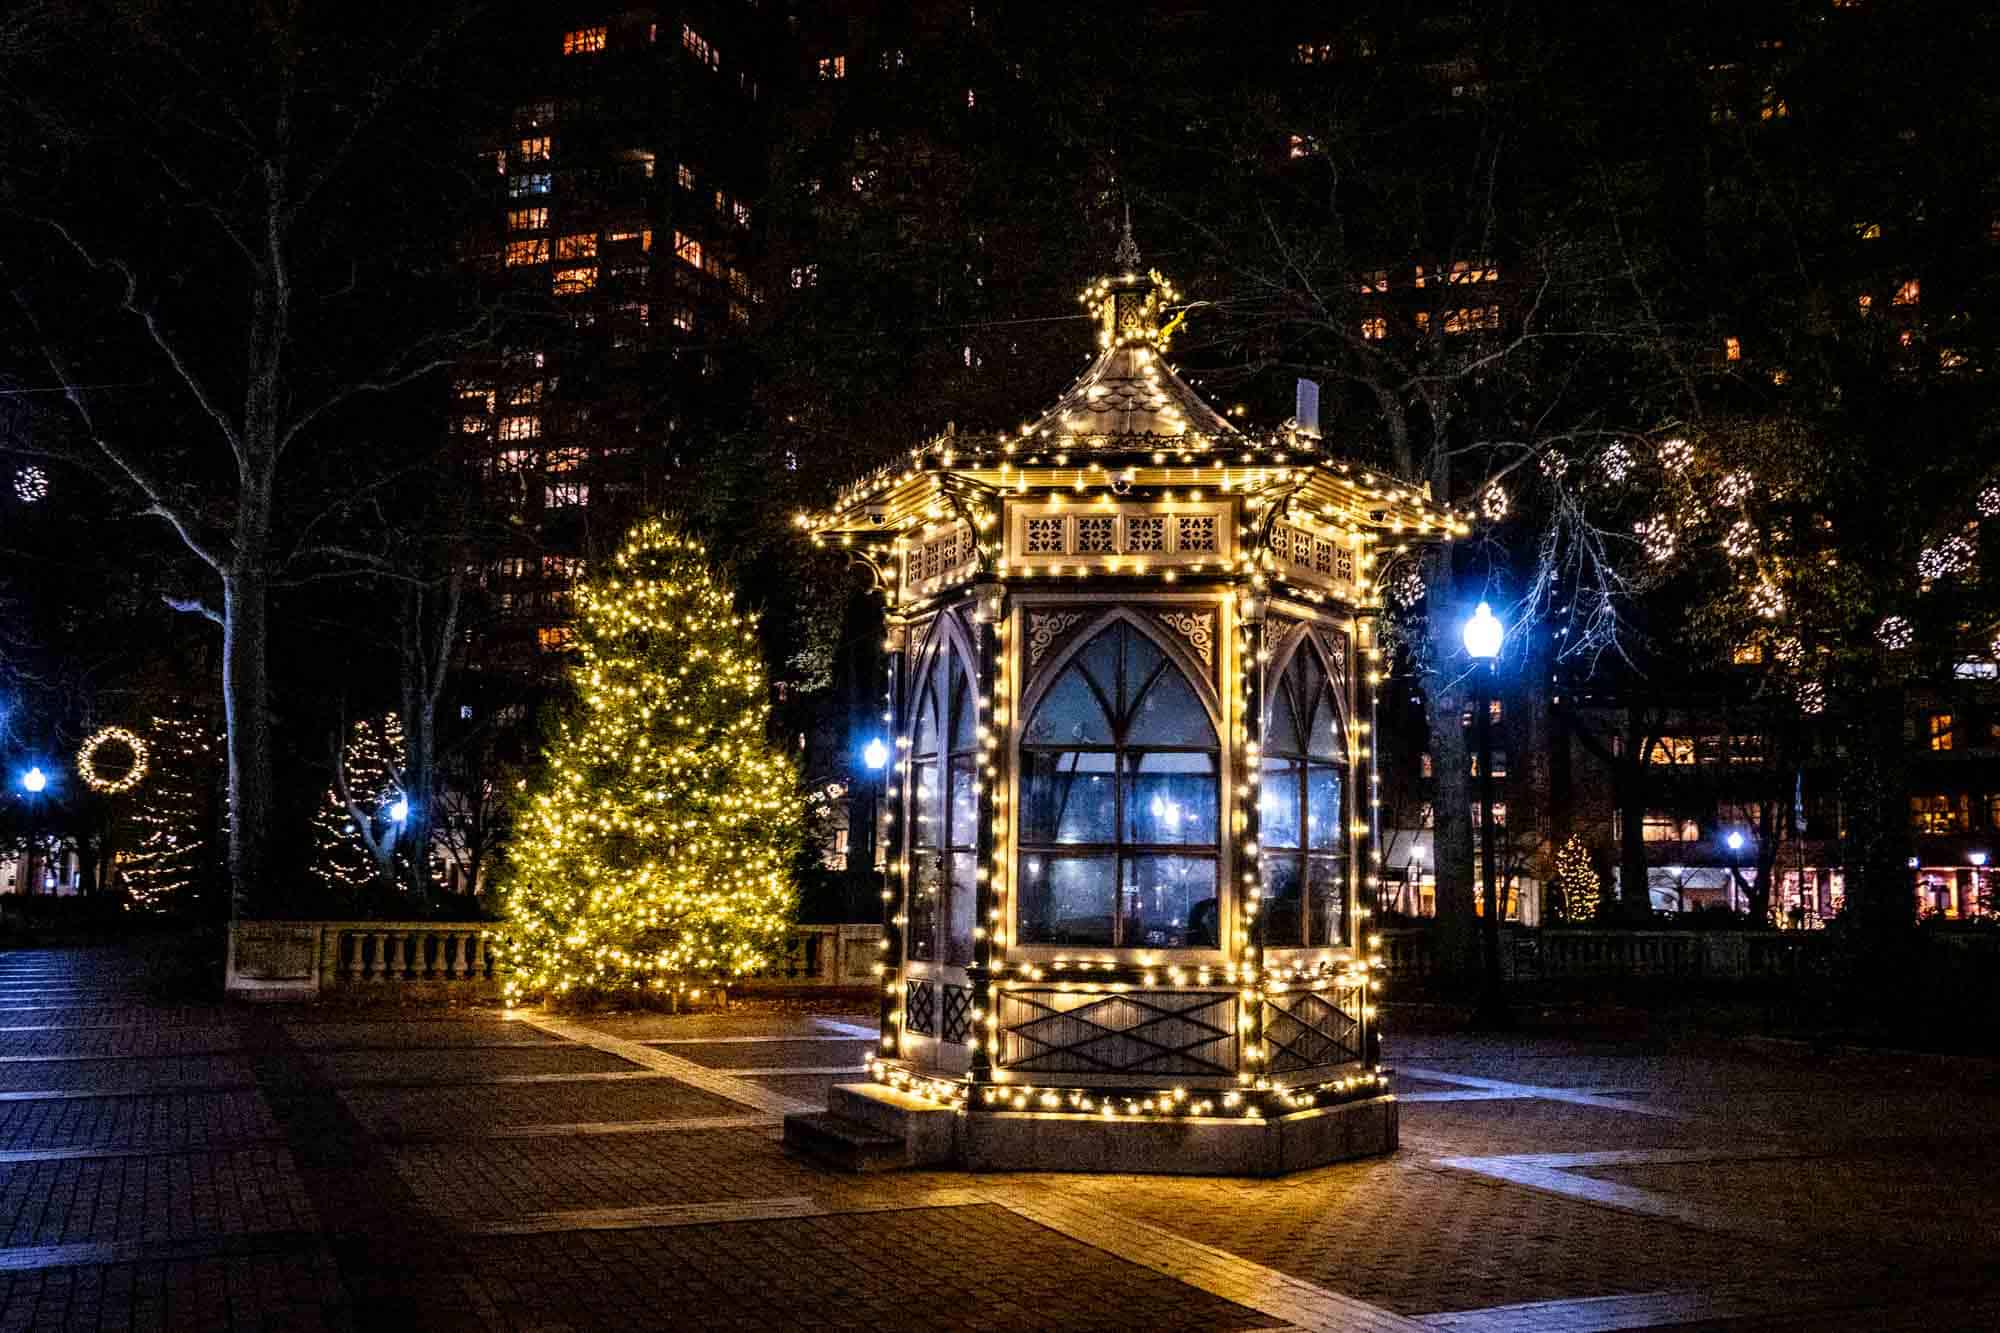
[1356,607,1385,1069]
[967,581,1006,1088]
[1236,590,1269,1083]
[877,619,909,1060]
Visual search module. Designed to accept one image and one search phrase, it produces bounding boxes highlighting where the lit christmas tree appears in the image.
[1551,834,1603,921]
[120,711,221,912]
[499,520,805,1003]
[308,712,406,893]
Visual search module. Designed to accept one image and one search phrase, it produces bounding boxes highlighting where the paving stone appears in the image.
[0,1147,318,1246]
[280,1019,561,1050]
[305,1045,636,1085]
[655,1039,876,1070]
[0,1093,279,1153]
[339,1079,752,1138]
[0,1056,256,1096]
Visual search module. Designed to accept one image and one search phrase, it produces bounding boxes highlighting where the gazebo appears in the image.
[785,229,1463,1175]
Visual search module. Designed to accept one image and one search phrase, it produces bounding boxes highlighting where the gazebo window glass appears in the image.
[907,650,978,965]
[1019,620,1219,949]
[1260,641,1349,947]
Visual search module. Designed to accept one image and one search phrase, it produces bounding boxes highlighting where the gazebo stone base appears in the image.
[961,1094,1397,1176]
[791,1083,1397,1177]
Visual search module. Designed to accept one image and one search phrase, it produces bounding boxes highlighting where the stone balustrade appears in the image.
[1374,926,1831,983]
[227,918,883,1001]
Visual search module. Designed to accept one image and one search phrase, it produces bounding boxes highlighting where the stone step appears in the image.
[781,1111,908,1173]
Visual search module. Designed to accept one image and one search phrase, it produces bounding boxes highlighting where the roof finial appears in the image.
[1115,203,1141,270]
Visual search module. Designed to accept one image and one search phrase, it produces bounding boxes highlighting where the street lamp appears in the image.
[1724,829,1748,913]
[16,766,48,896]
[858,736,891,918]
[862,738,889,772]
[387,797,410,824]
[1462,603,1511,1030]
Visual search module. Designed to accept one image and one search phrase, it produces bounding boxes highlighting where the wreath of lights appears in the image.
[1480,483,1509,521]
[13,466,47,504]
[77,726,149,794]
[1876,615,1913,651]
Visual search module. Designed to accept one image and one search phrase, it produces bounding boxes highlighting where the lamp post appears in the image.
[1968,850,1987,918]
[1461,603,1512,1030]
[861,736,889,917]
[17,767,48,896]
[1725,829,1747,913]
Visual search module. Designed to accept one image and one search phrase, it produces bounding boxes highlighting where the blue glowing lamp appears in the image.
[862,738,890,771]
[388,797,410,823]
[1462,602,1504,661]
[1725,830,1746,852]
[19,766,47,795]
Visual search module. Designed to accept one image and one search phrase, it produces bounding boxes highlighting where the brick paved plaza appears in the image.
[0,945,1996,1330]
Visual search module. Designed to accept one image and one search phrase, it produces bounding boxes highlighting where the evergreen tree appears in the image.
[500,520,805,1002]
[1550,835,1603,923]
[120,710,221,913]
[307,713,406,894]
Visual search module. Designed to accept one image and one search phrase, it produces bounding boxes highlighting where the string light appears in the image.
[499,521,806,1002]
[1876,615,1913,651]
[76,725,148,795]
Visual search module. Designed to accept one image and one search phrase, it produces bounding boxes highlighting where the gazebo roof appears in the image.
[801,224,1469,549]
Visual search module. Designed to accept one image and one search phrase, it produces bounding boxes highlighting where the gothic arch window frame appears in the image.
[1014,607,1227,954]
[1259,623,1354,951]
[904,613,981,969]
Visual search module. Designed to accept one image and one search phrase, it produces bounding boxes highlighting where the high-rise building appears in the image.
[453,6,788,666]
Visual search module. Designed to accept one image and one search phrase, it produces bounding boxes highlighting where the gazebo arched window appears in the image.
[1260,639,1349,948]
[1018,620,1220,949]
[907,646,978,966]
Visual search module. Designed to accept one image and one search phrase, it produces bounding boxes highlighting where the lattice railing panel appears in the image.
[996,989,1238,1076]
[1264,987,1362,1074]
[905,979,938,1037]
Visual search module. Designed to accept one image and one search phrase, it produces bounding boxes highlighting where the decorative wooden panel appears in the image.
[996,988,1238,1076]
[1263,985,1362,1074]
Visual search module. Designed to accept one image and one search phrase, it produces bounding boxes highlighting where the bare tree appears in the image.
[0,3,486,914]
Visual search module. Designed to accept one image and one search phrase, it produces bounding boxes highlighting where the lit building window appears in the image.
[551,266,596,295]
[1910,793,1969,834]
[495,449,534,473]
[1732,641,1764,665]
[1360,315,1388,341]
[544,480,589,508]
[509,174,551,198]
[505,382,543,406]
[670,305,695,333]
[1442,305,1501,334]
[1641,813,1697,842]
[966,88,977,108]
[1296,42,1335,64]
[1893,278,1920,306]
[1469,801,1508,828]
[504,239,548,267]
[1647,737,1697,766]
[544,447,585,473]
[682,25,719,70]
[562,27,606,56]
[498,416,540,442]
[538,626,574,652]
[674,231,703,269]
[517,136,550,162]
[790,264,819,288]
[677,163,695,190]
[1928,713,1955,751]
[508,208,548,233]
[818,55,846,80]
[556,233,597,261]
[1856,293,1873,316]
[1724,335,1742,361]
[1358,269,1388,294]
[1856,221,1882,240]
[1758,86,1789,120]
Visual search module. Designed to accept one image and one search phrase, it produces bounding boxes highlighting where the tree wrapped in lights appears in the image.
[499,520,805,1002]
[120,712,221,912]
[1550,835,1602,922]
[308,713,406,893]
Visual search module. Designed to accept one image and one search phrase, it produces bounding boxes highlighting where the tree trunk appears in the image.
[1423,599,1478,977]
[223,566,274,918]
[1616,708,1654,914]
